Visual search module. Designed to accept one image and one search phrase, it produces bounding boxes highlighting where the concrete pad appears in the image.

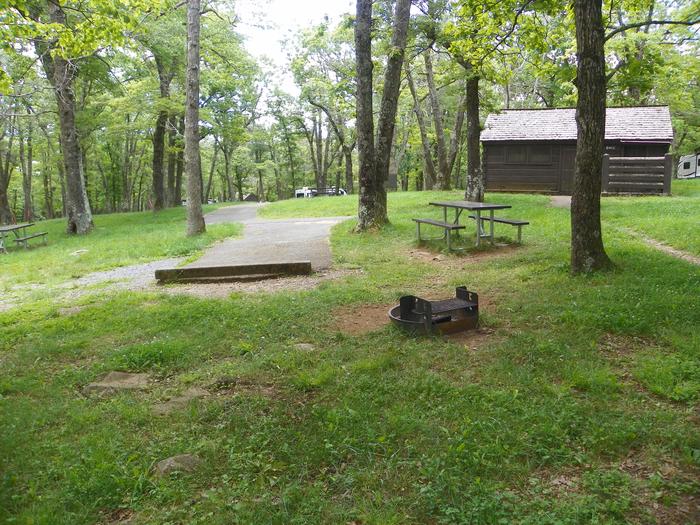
[84,372,150,395]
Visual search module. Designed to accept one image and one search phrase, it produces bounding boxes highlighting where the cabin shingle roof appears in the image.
[481,106,673,143]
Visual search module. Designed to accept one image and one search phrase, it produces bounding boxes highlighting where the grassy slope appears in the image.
[0,205,241,290]
[0,188,698,524]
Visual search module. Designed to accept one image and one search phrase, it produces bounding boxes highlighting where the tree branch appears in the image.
[605,18,700,41]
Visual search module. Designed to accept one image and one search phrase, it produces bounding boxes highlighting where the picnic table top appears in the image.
[429,200,512,211]
[0,222,34,233]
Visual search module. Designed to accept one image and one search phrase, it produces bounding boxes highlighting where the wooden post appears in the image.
[663,153,672,195]
[601,154,610,193]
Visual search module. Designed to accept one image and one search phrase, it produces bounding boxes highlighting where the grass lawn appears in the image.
[1,184,698,524]
[0,204,241,296]
[603,179,700,256]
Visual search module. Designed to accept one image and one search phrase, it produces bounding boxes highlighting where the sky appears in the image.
[234,0,355,94]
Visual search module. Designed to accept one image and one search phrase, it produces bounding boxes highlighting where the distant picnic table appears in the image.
[413,200,530,250]
[0,223,48,253]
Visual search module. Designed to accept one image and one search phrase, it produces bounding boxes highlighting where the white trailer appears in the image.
[677,154,699,179]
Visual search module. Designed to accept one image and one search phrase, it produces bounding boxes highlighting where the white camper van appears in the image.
[677,154,699,179]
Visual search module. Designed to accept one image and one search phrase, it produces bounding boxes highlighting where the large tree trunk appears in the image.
[44,2,93,234]
[464,72,483,202]
[315,110,324,188]
[354,0,378,228]
[185,0,205,235]
[571,0,611,273]
[354,0,411,231]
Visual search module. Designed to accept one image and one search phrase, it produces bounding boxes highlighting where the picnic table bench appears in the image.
[468,215,530,243]
[0,223,48,253]
[413,200,530,250]
[413,218,466,251]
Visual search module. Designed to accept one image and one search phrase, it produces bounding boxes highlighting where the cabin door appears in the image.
[559,147,576,194]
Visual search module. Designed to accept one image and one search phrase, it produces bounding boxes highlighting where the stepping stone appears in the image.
[294,343,316,351]
[152,387,209,416]
[154,454,201,476]
[84,372,150,395]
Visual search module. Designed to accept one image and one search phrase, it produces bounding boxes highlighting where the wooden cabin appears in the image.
[481,106,674,195]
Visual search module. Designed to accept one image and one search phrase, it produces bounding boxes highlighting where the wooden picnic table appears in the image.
[0,222,47,253]
[429,201,512,247]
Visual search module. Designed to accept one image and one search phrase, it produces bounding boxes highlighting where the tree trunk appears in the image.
[42,149,54,218]
[204,144,218,202]
[175,135,184,204]
[284,132,296,194]
[354,0,411,231]
[424,49,450,190]
[315,110,324,188]
[44,1,93,234]
[166,117,177,206]
[152,56,172,211]
[406,66,438,190]
[184,0,205,235]
[19,120,34,222]
[571,0,611,273]
[344,148,353,193]
[465,72,483,202]
[0,118,14,224]
[234,165,244,201]
[354,0,378,229]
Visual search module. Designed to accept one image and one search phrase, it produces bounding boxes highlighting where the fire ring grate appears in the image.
[388,286,479,335]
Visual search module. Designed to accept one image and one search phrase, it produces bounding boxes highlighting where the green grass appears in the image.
[603,178,700,255]
[0,205,241,289]
[0,186,698,524]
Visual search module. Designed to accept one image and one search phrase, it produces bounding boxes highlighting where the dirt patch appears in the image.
[327,304,392,336]
[406,243,521,267]
[597,333,658,358]
[102,508,135,524]
[443,327,497,350]
[617,455,700,525]
[653,493,700,525]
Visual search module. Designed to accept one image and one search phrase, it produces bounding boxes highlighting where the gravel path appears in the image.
[70,257,186,289]
[186,204,350,271]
